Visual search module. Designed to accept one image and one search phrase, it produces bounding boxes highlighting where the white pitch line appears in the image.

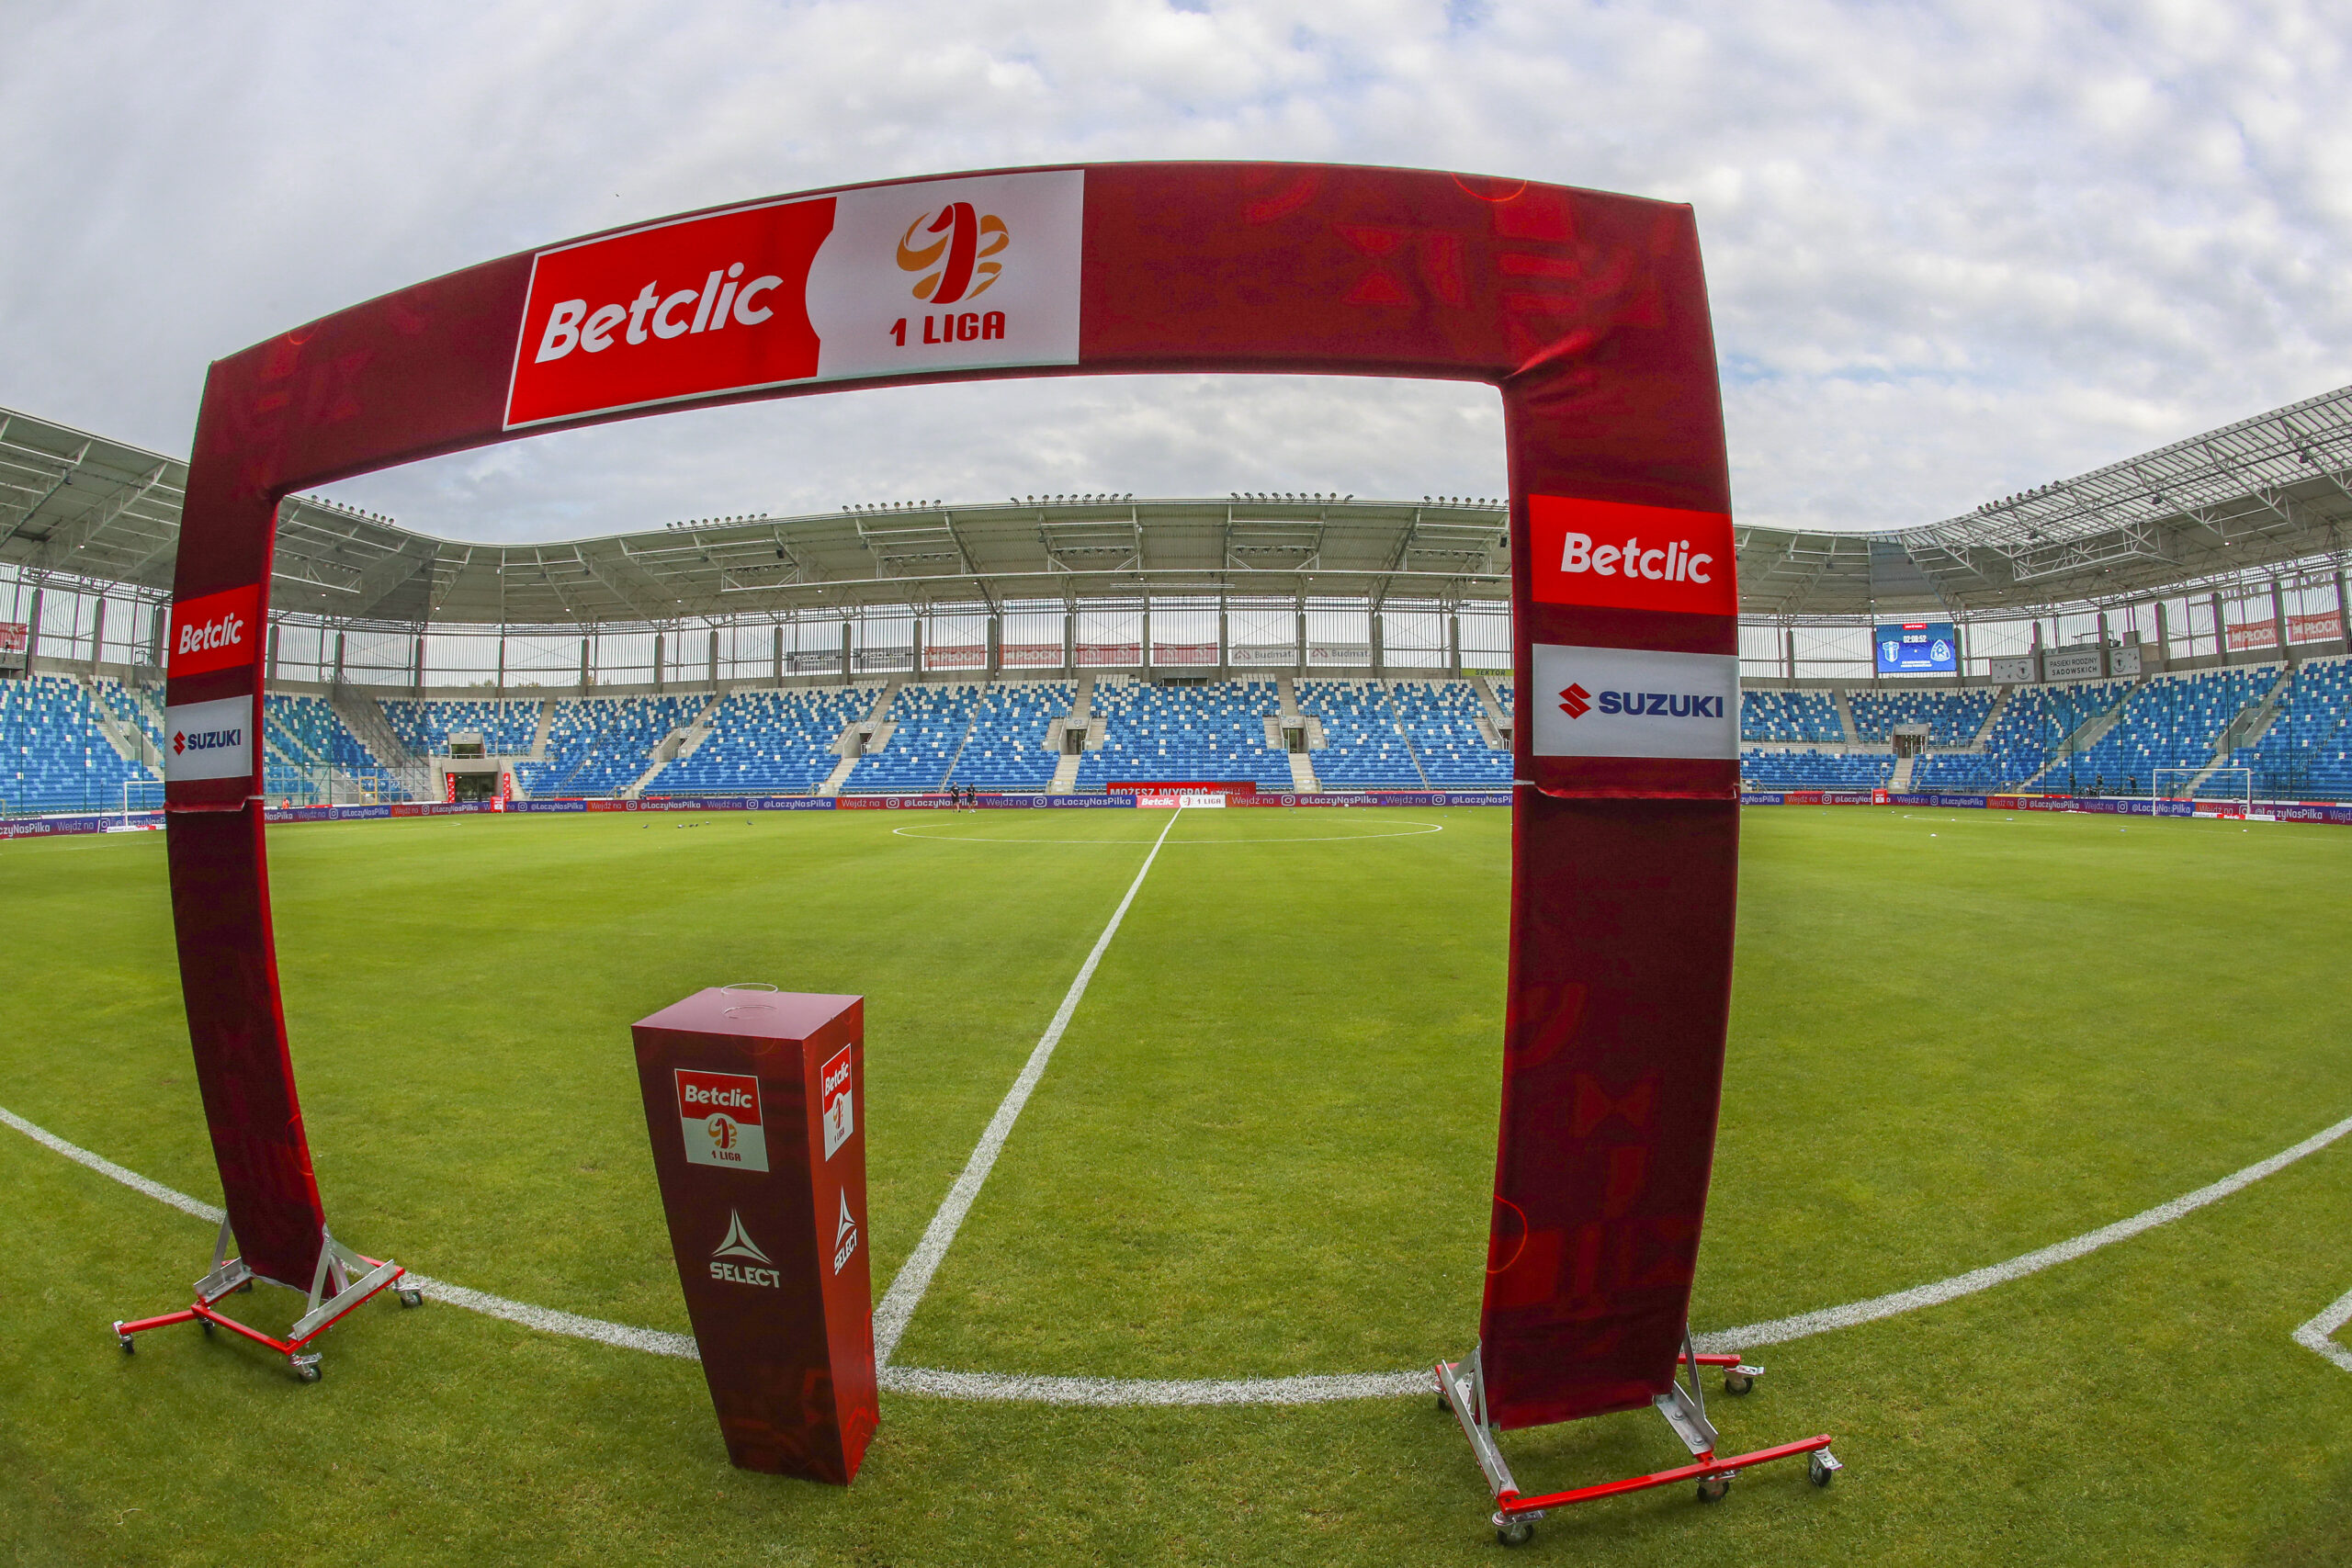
[870,806,1184,1368]
[876,1365,1428,1405]
[0,1104,224,1224]
[2291,1284,2352,1374]
[1694,1111,2352,1353]
[11,1102,2351,1405]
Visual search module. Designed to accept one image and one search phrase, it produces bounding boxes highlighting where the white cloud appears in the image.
[3,0,2346,543]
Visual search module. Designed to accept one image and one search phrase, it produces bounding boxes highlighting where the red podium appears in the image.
[630,987,877,1483]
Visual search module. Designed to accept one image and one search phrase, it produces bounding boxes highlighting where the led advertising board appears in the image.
[1874,621,1958,675]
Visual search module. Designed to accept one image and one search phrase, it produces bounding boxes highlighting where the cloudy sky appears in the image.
[4,1,2345,544]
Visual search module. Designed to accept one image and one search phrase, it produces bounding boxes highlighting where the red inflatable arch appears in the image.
[162,163,1740,1431]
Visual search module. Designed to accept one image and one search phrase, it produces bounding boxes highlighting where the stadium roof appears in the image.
[6,382,2350,628]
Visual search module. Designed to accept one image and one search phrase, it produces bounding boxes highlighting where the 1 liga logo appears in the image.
[675,1069,770,1173]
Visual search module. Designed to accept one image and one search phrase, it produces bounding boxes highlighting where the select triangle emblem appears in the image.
[832,1190,860,1275]
[713,1209,773,1264]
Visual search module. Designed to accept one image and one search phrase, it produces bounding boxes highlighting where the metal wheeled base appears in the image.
[1434,1332,1840,1547]
[112,1218,419,1382]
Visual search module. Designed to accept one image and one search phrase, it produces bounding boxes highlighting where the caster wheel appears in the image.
[237,1280,254,1293]
[1724,1371,1754,1396]
[1435,1394,1450,1412]
[1809,1450,1841,1488]
[399,1289,424,1308]
[1496,1519,1535,1547]
[118,1336,135,1354]
[1697,1476,1731,1504]
[295,1363,322,1384]
[199,1317,214,1337]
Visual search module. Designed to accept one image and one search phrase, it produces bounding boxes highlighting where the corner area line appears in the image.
[2292,1284,2352,1374]
[870,806,1184,1367]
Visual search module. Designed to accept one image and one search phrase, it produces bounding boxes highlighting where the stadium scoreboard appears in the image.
[1875,621,1959,675]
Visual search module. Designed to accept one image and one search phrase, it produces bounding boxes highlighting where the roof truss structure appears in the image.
[6,384,2351,632]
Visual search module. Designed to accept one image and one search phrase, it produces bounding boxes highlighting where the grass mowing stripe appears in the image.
[2292,1284,2352,1373]
[871,807,1185,1368]
[1696,1109,2352,1354]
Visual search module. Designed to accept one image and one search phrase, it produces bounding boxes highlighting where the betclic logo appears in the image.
[168,584,262,679]
[506,170,1083,430]
[1529,495,1736,617]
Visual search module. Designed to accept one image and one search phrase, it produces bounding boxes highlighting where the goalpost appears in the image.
[2154,766,2253,816]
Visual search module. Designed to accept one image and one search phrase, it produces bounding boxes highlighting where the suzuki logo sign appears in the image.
[1530,644,1738,761]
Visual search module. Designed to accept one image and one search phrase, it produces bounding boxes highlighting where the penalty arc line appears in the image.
[11,1092,2352,1401]
[870,804,1185,1368]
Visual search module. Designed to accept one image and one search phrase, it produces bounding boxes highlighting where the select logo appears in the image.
[162,695,254,784]
[1530,644,1738,761]
[676,1069,769,1172]
[167,584,262,679]
[1529,495,1737,616]
[832,1190,860,1276]
[709,1210,782,1289]
[506,169,1081,429]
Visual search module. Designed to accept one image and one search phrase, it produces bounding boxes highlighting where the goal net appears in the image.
[2154,766,2252,815]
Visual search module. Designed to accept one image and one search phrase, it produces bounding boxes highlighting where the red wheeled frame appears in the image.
[1434,1333,1841,1547]
[113,1217,420,1382]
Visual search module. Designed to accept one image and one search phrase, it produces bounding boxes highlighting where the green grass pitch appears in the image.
[2,804,2350,1564]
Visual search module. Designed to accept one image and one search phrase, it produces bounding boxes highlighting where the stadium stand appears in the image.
[2237,656,2352,800]
[1739,749,1894,791]
[1072,678,1294,791]
[1383,680,1510,785]
[1846,688,1995,746]
[647,688,869,796]
[844,683,983,794]
[1296,679,1430,787]
[263,693,406,802]
[23,668,2352,810]
[1741,689,1844,743]
[0,674,156,811]
[944,682,1071,793]
[515,695,700,797]
[382,698,541,756]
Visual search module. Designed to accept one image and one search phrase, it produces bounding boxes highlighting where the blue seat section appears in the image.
[0,675,156,811]
[515,695,700,797]
[1072,680,1295,791]
[1739,750,1894,791]
[1739,690,1843,742]
[2233,657,2352,799]
[845,684,985,794]
[382,698,540,755]
[946,682,1072,792]
[93,677,167,752]
[2054,667,2273,795]
[1385,681,1511,785]
[649,688,870,796]
[1296,679,1428,787]
[1495,680,1515,723]
[263,694,406,800]
[1847,689,1995,747]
